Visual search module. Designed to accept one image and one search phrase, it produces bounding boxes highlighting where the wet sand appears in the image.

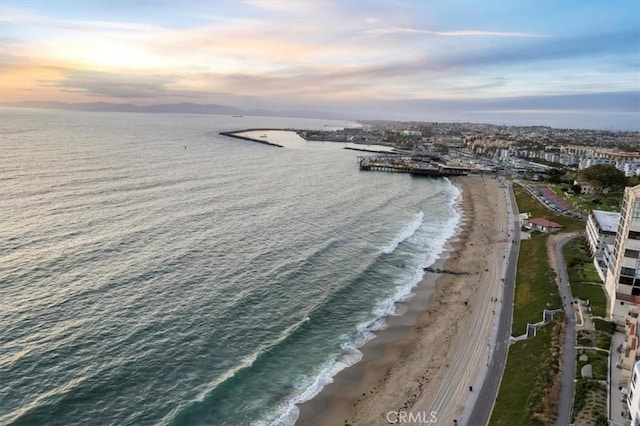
[296,175,510,425]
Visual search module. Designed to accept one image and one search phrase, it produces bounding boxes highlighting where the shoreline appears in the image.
[295,175,509,425]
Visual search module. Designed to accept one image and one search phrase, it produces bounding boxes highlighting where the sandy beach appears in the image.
[296,174,510,425]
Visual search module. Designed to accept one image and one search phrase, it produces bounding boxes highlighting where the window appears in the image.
[621,267,636,277]
[632,287,640,296]
[629,231,640,240]
[626,250,640,259]
[620,276,634,285]
[634,208,640,220]
[633,371,638,386]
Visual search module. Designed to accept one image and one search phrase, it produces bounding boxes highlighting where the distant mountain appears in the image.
[0,101,347,120]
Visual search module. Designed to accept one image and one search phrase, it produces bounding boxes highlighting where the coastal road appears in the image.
[466,180,520,425]
[554,233,579,426]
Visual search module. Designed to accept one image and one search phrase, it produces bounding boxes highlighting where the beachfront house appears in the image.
[524,217,563,233]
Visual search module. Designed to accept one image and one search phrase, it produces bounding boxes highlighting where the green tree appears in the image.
[546,168,565,184]
[628,176,640,187]
[578,164,627,192]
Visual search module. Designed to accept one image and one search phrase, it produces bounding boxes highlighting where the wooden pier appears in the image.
[358,155,468,177]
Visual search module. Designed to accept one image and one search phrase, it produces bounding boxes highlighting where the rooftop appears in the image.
[592,210,620,233]
[529,218,563,228]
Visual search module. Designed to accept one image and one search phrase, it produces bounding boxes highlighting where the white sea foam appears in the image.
[381,211,424,254]
[262,341,366,426]
[262,184,463,426]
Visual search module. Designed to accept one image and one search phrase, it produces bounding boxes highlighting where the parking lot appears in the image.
[517,181,586,221]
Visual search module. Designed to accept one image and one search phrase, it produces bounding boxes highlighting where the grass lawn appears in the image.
[594,318,616,334]
[512,233,561,336]
[562,238,608,317]
[547,184,622,215]
[582,263,602,283]
[514,186,585,232]
[574,194,622,215]
[490,321,559,425]
[572,283,607,317]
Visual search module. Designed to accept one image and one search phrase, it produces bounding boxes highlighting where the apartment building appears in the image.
[605,185,640,322]
[585,210,620,280]
[627,360,640,424]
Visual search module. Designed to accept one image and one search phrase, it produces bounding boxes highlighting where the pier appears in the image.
[358,155,469,177]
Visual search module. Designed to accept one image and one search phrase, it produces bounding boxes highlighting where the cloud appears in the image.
[442,28,640,69]
[240,0,326,12]
[369,91,640,115]
[0,5,158,33]
[300,28,640,86]
[363,27,548,38]
[49,70,178,98]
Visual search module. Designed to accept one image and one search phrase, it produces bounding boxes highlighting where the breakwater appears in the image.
[219,129,284,147]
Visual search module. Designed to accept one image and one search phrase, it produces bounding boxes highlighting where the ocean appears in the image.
[0,108,460,425]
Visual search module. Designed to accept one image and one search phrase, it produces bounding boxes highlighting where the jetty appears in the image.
[423,266,470,275]
[358,155,468,177]
[219,129,284,147]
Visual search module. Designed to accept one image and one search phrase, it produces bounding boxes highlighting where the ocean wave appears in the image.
[262,343,365,426]
[260,186,462,426]
[160,315,313,426]
[381,211,425,254]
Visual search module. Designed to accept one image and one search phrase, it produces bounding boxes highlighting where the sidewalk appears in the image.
[554,234,578,426]
[463,178,519,425]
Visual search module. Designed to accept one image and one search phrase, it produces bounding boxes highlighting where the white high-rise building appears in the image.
[605,185,640,322]
[628,361,640,424]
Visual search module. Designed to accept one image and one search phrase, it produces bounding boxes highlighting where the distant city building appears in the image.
[623,162,640,177]
[543,152,560,163]
[579,157,617,170]
[586,210,621,281]
[605,185,640,322]
[402,130,422,138]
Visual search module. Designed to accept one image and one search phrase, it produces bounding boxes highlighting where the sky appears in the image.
[1,0,639,129]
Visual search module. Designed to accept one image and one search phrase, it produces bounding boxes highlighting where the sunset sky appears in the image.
[1,0,639,129]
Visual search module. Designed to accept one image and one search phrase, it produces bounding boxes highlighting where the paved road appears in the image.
[467,181,520,425]
[554,233,579,426]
